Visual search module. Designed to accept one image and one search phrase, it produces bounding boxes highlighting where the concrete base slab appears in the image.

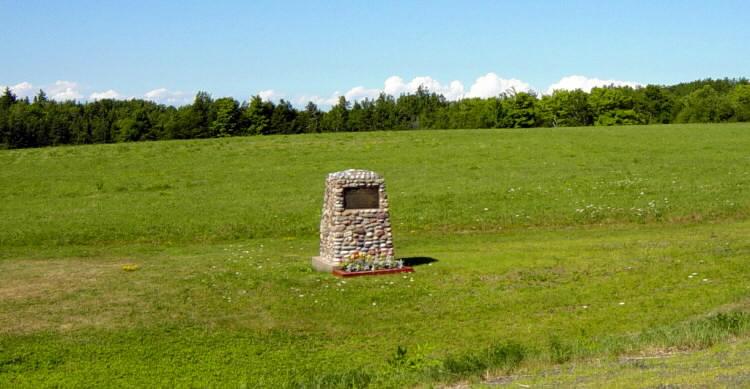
[311,256,337,272]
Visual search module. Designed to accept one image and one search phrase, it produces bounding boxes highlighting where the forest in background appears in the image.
[1,78,749,149]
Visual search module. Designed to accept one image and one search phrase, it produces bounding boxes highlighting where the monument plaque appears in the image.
[344,187,379,209]
[312,169,396,272]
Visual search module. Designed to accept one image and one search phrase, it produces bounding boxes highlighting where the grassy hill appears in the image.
[1,123,750,387]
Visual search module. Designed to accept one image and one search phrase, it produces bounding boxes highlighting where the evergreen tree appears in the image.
[324,96,349,132]
[0,77,749,150]
[299,101,322,133]
[270,99,297,134]
[0,87,17,110]
[189,91,213,137]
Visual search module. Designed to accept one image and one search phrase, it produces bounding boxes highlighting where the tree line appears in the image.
[1,78,749,149]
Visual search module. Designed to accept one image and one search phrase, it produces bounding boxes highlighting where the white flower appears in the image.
[619,302,625,305]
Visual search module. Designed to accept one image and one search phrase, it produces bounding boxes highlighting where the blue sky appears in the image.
[2,0,748,106]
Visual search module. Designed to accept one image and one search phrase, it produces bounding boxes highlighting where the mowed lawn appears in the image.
[1,123,750,387]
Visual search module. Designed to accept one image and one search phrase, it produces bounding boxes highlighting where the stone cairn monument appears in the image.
[312,169,396,272]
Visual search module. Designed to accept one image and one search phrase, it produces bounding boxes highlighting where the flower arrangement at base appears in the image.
[339,252,404,273]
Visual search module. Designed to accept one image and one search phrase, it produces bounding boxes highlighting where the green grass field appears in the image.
[1,123,750,387]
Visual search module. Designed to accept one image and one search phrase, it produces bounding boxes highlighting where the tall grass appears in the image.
[1,123,749,249]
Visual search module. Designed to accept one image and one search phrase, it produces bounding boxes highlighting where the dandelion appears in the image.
[372,302,377,306]
[582,305,588,309]
[619,302,625,305]
[484,208,489,211]
[122,263,139,272]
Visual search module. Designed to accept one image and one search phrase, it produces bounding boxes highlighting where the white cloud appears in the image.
[296,75,468,107]
[466,73,531,98]
[546,75,642,94]
[258,89,281,101]
[295,73,534,107]
[49,80,82,101]
[297,87,379,107]
[6,81,35,98]
[344,86,380,102]
[4,73,646,109]
[144,87,190,105]
[89,89,120,100]
[383,76,465,100]
[295,92,341,107]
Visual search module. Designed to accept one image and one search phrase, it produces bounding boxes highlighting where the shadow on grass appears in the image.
[400,256,439,266]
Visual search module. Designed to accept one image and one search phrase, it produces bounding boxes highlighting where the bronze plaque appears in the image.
[344,187,379,209]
